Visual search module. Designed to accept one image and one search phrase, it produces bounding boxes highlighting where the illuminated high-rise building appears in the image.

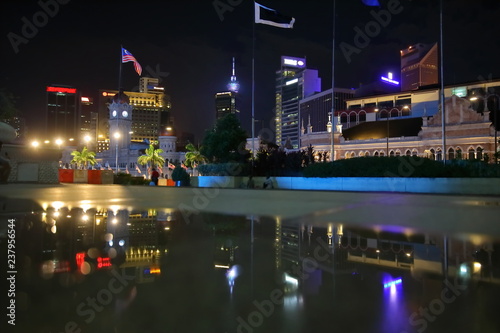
[275,56,321,149]
[400,43,439,91]
[46,85,78,141]
[215,57,240,121]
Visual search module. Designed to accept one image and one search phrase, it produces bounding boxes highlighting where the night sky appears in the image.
[1,0,500,143]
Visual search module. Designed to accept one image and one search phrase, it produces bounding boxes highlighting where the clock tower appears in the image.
[109,90,133,150]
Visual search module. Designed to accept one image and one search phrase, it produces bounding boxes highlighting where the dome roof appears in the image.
[112,90,130,104]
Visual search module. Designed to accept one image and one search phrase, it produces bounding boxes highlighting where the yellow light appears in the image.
[470,97,478,101]
[31,141,39,148]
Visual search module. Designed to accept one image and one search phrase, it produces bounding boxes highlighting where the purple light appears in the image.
[383,278,402,288]
[381,76,400,85]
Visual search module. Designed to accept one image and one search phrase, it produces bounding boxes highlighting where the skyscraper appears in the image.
[215,57,240,121]
[46,85,78,141]
[275,56,321,149]
[400,43,438,91]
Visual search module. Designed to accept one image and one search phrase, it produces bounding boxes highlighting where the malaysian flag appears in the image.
[168,162,176,169]
[122,48,142,75]
[135,163,142,174]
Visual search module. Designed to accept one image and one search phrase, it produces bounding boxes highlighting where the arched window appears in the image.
[349,112,357,125]
[350,152,355,158]
[429,149,435,160]
[359,111,367,123]
[341,113,348,124]
[405,150,411,156]
[365,151,370,157]
[380,109,389,119]
[455,147,462,160]
[412,149,418,156]
[395,150,401,157]
[374,151,379,157]
[380,151,385,157]
[390,108,399,118]
[448,147,455,160]
[477,147,483,160]
[436,148,442,161]
[359,151,364,157]
[390,150,395,157]
[468,147,475,160]
[345,152,350,159]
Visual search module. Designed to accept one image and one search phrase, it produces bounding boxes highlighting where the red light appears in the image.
[76,252,86,267]
[97,257,111,269]
[47,86,77,94]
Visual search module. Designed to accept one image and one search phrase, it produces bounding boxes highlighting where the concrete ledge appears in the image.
[193,176,500,195]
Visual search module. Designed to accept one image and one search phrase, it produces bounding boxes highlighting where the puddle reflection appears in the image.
[1,201,499,333]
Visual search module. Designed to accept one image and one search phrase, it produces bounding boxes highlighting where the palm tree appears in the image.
[70,147,97,169]
[137,144,165,169]
[184,143,206,168]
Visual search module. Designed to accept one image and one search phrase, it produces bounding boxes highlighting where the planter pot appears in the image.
[101,170,114,184]
[74,169,88,183]
[58,169,74,183]
[88,170,102,184]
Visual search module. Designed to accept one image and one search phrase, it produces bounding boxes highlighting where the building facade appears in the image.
[400,43,439,91]
[97,77,172,151]
[275,56,321,149]
[301,95,497,162]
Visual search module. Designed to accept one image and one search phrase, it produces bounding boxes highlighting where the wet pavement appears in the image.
[1,184,500,332]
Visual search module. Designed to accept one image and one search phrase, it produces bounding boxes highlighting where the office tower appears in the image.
[401,43,438,91]
[46,85,78,141]
[275,56,321,149]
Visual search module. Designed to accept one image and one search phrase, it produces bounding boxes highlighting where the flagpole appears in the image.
[330,0,336,162]
[119,45,123,90]
[251,3,256,172]
[439,0,446,163]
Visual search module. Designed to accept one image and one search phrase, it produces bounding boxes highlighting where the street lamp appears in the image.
[55,138,63,149]
[31,140,39,148]
[114,132,120,173]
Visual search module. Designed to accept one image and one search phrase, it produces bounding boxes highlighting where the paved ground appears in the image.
[1,183,500,237]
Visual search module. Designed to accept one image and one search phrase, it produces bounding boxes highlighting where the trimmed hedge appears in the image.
[114,173,150,185]
[197,163,249,176]
[302,156,500,178]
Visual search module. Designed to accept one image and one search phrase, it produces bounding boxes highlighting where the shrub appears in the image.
[197,163,248,176]
[172,166,191,185]
[303,156,500,178]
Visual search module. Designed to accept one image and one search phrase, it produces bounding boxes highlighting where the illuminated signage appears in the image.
[282,56,306,68]
[47,86,77,94]
[451,86,467,97]
[381,72,400,85]
[383,278,402,288]
[97,257,111,269]
[81,97,90,102]
[286,78,299,85]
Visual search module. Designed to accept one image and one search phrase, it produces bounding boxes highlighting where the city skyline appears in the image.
[1,0,500,143]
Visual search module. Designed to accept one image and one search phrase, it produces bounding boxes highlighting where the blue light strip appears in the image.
[381,76,400,85]
[384,278,402,288]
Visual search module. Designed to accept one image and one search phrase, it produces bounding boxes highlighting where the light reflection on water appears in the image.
[1,202,500,333]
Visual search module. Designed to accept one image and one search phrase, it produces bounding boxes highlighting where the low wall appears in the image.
[194,176,500,195]
[4,144,59,184]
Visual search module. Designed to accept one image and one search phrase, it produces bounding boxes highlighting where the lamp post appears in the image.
[114,132,120,173]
